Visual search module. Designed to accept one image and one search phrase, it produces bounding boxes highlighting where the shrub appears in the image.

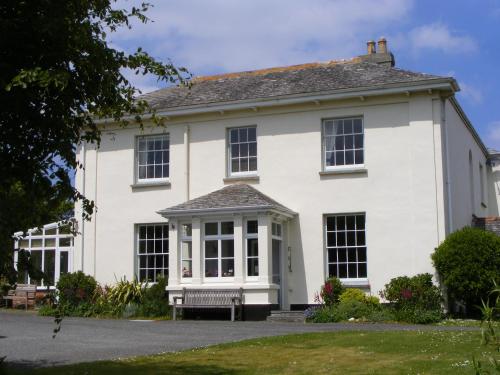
[339,288,380,307]
[318,277,344,306]
[309,300,387,323]
[380,273,442,311]
[380,273,443,324]
[432,227,500,316]
[107,277,145,310]
[137,276,169,318]
[56,271,97,309]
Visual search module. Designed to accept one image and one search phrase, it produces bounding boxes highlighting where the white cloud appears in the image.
[458,82,483,105]
[486,121,500,150]
[408,23,477,54]
[112,0,413,77]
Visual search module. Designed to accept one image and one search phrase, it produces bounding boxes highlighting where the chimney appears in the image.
[377,37,387,54]
[367,40,376,55]
[360,37,395,67]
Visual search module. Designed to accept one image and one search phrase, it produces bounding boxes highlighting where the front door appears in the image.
[272,238,282,309]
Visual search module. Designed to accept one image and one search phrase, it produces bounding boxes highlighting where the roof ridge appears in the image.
[192,57,364,83]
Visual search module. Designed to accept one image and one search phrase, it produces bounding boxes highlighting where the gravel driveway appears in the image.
[0,310,476,369]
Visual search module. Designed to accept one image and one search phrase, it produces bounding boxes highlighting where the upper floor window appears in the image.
[228,126,257,175]
[326,213,366,279]
[323,117,364,169]
[137,223,169,282]
[136,134,169,182]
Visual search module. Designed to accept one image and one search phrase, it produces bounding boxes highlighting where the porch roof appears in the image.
[157,184,296,218]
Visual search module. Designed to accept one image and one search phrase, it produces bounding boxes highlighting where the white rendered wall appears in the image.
[75,93,453,304]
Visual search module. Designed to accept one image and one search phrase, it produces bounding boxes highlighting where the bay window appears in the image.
[246,220,259,277]
[204,221,234,278]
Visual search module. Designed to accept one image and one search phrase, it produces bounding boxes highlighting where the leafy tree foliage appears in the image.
[432,227,500,316]
[0,1,189,281]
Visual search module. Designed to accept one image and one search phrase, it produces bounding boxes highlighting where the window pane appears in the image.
[240,143,248,157]
[324,121,334,135]
[248,127,256,142]
[345,150,354,165]
[247,258,259,276]
[338,264,347,278]
[334,120,344,135]
[59,252,69,275]
[182,224,192,237]
[205,222,218,236]
[358,247,367,262]
[337,232,346,246]
[230,129,238,143]
[327,232,336,247]
[329,264,337,278]
[348,264,357,278]
[44,250,55,286]
[325,151,334,166]
[139,240,146,254]
[205,259,218,277]
[182,260,192,278]
[138,139,146,151]
[221,259,234,277]
[335,151,344,165]
[345,135,354,149]
[358,263,367,277]
[138,166,146,179]
[354,135,363,148]
[182,241,192,260]
[205,240,218,258]
[221,240,234,257]
[249,142,257,156]
[154,165,162,178]
[240,158,249,172]
[231,144,239,157]
[231,158,239,173]
[356,231,365,246]
[346,216,355,230]
[239,128,248,142]
[59,237,72,247]
[344,119,353,134]
[334,136,344,150]
[356,215,365,229]
[221,222,234,235]
[355,150,364,164]
[248,157,257,171]
[146,165,154,178]
[353,118,363,133]
[247,220,258,234]
[247,238,258,257]
[338,248,347,262]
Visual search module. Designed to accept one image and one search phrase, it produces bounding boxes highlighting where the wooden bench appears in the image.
[2,284,37,310]
[173,288,243,321]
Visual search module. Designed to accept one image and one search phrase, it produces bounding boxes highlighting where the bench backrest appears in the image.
[15,284,37,298]
[183,288,243,305]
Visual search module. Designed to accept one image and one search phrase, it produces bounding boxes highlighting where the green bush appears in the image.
[339,288,380,307]
[309,300,389,323]
[56,271,97,309]
[108,277,145,310]
[380,273,442,311]
[319,277,345,306]
[137,276,169,318]
[432,227,500,316]
[380,273,443,324]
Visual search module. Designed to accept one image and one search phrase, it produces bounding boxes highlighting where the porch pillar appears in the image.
[257,214,272,284]
[168,219,179,286]
[233,215,244,283]
[191,217,202,283]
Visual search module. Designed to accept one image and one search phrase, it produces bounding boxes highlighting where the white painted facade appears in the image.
[73,89,499,310]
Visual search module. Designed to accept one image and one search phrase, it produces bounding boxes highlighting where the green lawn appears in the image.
[7,330,496,375]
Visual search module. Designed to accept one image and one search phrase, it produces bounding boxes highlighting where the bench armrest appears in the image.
[231,297,242,305]
[173,296,184,305]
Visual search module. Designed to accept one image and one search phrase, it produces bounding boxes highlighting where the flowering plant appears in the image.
[317,277,344,306]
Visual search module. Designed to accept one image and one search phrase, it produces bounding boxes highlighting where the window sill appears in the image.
[340,278,370,288]
[319,167,367,176]
[223,175,260,183]
[131,181,171,189]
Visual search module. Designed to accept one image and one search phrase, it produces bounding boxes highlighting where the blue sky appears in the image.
[112,0,500,150]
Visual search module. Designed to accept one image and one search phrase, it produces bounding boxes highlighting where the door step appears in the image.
[267,310,305,323]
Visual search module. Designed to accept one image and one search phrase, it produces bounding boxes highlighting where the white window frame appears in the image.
[227,126,258,177]
[135,134,170,184]
[245,219,259,279]
[203,221,235,280]
[136,223,169,283]
[14,222,74,289]
[180,223,193,279]
[322,117,365,171]
[325,213,367,282]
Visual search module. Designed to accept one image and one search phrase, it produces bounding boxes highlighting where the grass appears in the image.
[4,329,496,375]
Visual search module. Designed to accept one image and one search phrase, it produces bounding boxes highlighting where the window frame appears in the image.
[227,126,258,177]
[322,116,365,171]
[135,133,170,184]
[324,213,368,282]
[245,219,259,279]
[136,223,169,283]
[203,220,235,280]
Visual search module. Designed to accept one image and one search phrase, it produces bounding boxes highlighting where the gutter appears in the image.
[96,79,458,124]
[157,205,297,219]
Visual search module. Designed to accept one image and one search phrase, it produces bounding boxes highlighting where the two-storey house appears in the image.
[20,39,499,319]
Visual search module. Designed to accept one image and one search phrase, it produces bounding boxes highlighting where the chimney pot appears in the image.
[377,37,387,54]
[367,40,376,54]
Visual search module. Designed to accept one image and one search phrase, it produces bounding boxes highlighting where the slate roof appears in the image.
[141,59,452,111]
[158,184,296,217]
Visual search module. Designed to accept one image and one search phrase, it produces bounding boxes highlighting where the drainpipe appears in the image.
[184,124,190,201]
[441,98,453,234]
[80,142,86,272]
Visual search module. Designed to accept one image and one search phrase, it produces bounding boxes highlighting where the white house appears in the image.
[17,39,500,319]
